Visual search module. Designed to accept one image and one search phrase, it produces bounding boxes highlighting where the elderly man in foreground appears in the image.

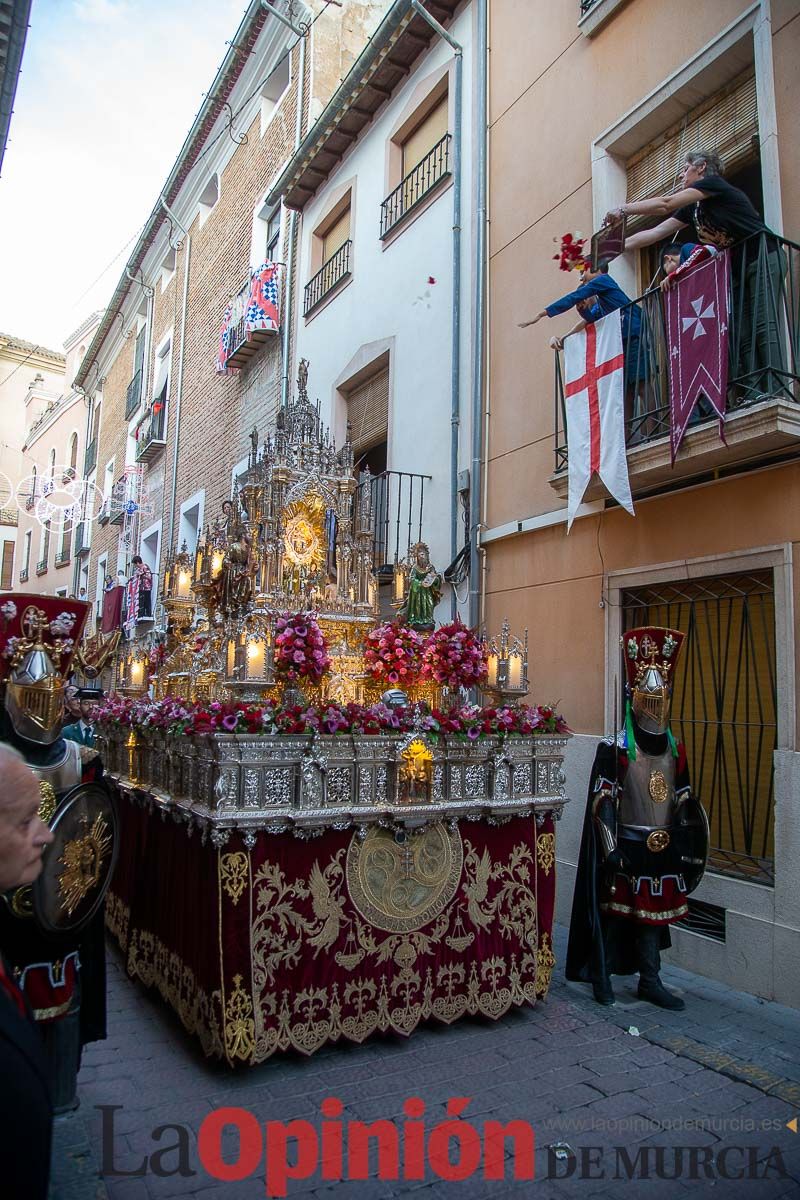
[0,744,55,1200]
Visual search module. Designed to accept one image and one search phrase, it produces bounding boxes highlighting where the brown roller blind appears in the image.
[1,540,13,589]
[346,366,389,460]
[627,73,758,203]
[322,207,350,263]
[402,96,448,177]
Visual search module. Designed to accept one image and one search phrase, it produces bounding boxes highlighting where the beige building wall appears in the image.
[486,0,800,1004]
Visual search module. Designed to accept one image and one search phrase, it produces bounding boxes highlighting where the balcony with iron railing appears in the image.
[55,547,71,567]
[19,567,28,582]
[550,232,800,499]
[303,240,352,317]
[74,521,90,555]
[84,438,97,475]
[380,134,451,239]
[220,267,281,370]
[135,403,167,463]
[354,468,431,577]
[0,507,18,526]
[125,368,143,419]
[36,559,48,576]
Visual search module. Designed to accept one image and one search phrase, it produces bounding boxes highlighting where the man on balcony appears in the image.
[605,151,784,395]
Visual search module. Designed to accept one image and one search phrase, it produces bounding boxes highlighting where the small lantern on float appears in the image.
[483,619,529,705]
[223,610,275,701]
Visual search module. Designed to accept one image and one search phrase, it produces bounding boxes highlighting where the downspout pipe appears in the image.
[469,0,487,630]
[280,27,306,408]
[159,195,191,553]
[410,0,462,618]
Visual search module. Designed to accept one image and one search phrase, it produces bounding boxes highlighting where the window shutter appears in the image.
[322,208,351,263]
[626,73,758,203]
[346,367,389,460]
[402,96,449,176]
[1,541,13,589]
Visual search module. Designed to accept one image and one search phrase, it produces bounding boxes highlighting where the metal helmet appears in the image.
[381,688,409,711]
[623,627,686,737]
[6,641,65,744]
[0,595,90,746]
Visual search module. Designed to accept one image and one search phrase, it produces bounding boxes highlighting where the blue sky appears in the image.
[0,0,244,349]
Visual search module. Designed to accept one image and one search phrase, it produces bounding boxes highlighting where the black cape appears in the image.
[565,734,673,990]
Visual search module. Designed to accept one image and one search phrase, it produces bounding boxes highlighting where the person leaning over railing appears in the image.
[518,256,648,429]
[604,151,786,393]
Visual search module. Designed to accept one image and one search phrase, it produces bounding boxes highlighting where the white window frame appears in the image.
[178,490,205,553]
[250,200,282,271]
[160,247,176,292]
[139,519,162,610]
[198,173,220,227]
[260,54,291,137]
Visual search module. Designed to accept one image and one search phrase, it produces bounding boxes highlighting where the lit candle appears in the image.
[508,654,523,690]
[226,639,236,676]
[177,569,191,598]
[487,653,499,688]
[247,639,265,678]
[393,569,405,603]
[194,545,204,580]
[130,659,144,686]
[211,551,224,579]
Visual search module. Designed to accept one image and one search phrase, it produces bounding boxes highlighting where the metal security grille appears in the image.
[621,570,776,885]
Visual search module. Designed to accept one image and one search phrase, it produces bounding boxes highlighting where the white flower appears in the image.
[0,601,17,622]
[3,636,21,660]
[49,611,77,636]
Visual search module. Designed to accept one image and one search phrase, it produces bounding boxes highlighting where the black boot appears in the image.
[592,980,615,1006]
[636,925,685,1010]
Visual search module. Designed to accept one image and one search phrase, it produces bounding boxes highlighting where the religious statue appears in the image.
[297,358,309,397]
[216,501,252,614]
[566,627,709,1010]
[399,543,442,631]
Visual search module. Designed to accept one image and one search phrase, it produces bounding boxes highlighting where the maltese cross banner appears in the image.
[665,248,730,463]
[564,310,634,530]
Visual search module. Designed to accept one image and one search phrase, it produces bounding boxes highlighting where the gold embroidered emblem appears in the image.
[224,973,255,1062]
[346,823,463,933]
[58,814,113,916]
[536,931,555,994]
[220,852,248,905]
[536,832,555,875]
[649,770,668,804]
[646,829,670,853]
[9,886,33,917]
[38,781,57,824]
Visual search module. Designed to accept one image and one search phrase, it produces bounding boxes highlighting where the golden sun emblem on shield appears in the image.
[58,813,113,916]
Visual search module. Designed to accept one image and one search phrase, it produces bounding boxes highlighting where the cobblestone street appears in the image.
[51,926,800,1200]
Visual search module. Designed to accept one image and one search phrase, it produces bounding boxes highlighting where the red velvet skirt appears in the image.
[600,873,688,926]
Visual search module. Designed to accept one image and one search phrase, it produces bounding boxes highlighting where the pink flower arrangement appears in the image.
[363,621,424,686]
[421,619,488,690]
[274,612,330,684]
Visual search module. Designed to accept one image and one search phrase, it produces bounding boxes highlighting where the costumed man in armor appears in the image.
[566,627,708,1010]
[0,594,115,1111]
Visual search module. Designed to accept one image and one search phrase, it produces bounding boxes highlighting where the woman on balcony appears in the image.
[605,151,785,396]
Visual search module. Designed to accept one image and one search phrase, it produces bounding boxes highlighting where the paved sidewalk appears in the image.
[51,927,800,1199]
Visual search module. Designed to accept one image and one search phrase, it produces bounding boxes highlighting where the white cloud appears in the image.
[0,0,246,348]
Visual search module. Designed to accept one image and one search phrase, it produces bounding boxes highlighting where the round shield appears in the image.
[673,793,710,895]
[32,781,119,935]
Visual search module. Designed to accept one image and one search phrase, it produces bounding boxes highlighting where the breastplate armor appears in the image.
[29,740,83,798]
[619,747,675,829]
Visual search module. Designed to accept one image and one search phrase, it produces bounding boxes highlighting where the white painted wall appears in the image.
[293,4,476,611]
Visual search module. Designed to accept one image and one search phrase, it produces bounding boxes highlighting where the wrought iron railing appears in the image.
[125,368,143,419]
[380,134,452,238]
[136,404,167,460]
[355,469,431,574]
[303,241,352,315]
[579,0,601,13]
[84,438,97,475]
[553,232,800,472]
[225,276,254,361]
[55,547,70,567]
[622,570,777,885]
[0,507,18,525]
[19,567,28,582]
[36,559,48,575]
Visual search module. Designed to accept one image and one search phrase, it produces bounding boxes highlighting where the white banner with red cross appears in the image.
[564,309,634,530]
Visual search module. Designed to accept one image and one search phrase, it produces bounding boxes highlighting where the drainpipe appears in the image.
[261,2,307,409]
[469,0,487,630]
[159,195,191,552]
[410,0,462,618]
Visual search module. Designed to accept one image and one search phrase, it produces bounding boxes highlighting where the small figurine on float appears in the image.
[398,542,442,632]
[566,627,708,1010]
